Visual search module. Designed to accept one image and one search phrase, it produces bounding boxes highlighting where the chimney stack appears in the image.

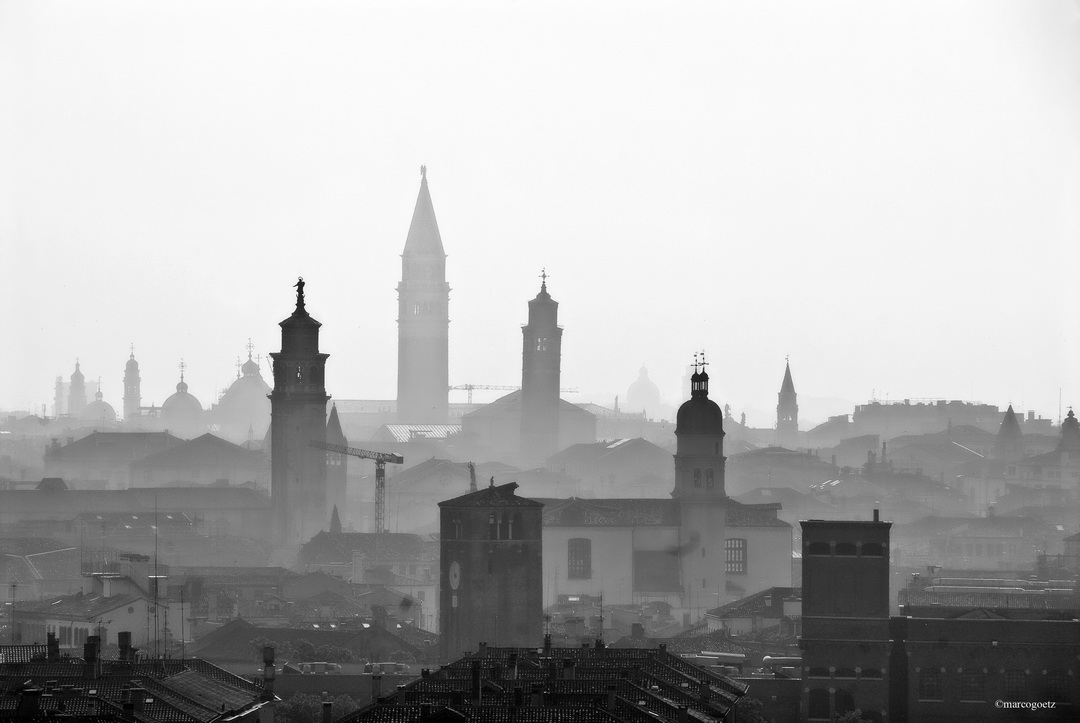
[562,658,575,680]
[118,631,132,663]
[873,508,880,522]
[478,641,487,658]
[47,633,60,662]
[530,684,544,708]
[16,689,42,717]
[543,633,551,654]
[470,660,482,704]
[371,674,383,700]
[321,697,332,723]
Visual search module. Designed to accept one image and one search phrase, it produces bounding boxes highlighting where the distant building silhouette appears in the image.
[325,403,349,528]
[993,404,1025,462]
[270,278,329,547]
[776,360,798,448]
[627,365,662,419]
[397,166,450,424]
[81,387,116,425]
[520,272,563,467]
[212,346,271,443]
[123,350,141,421]
[439,481,543,661]
[68,361,86,417]
[161,363,203,438]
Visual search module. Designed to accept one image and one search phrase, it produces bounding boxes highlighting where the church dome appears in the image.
[214,352,271,442]
[627,366,661,416]
[676,370,723,436]
[126,353,139,371]
[163,373,203,434]
[80,390,116,423]
[71,362,84,383]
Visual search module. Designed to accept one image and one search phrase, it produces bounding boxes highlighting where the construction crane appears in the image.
[450,384,580,404]
[310,441,403,534]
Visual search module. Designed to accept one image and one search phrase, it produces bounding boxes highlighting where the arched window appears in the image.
[919,669,943,701]
[511,512,522,540]
[568,538,592,579]
[499,514,510,540]
[705,469,715,488]
[725,539,747,574]
[693,469,702,487]
[488,513,497,540]
[808,689,830,719]
[861,542,884,556]
[835,542,857,556]
[959,670,984,701]
[807,541,830,556]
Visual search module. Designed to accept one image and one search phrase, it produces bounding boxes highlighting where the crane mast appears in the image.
[310,441,404,534]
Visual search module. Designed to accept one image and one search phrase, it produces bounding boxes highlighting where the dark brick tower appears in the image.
[397,166,450,424]
[270,278,330,547]
[520,271,562,467]
[776,360,798,448]
[800,513,891,721]
[123,349,140,421]
[439,482,543,662]
[673,355,727,617]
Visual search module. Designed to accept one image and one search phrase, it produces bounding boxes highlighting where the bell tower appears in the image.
[776,359,799,448]
[396,166,450,424]
[520,270,562,467]
[270,278,330,547]
[123,347,141,421]
[673,352,727,616]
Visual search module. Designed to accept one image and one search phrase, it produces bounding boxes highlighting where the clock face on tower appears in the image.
[449,560,461,590]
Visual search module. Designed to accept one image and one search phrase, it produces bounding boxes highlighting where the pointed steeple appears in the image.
[994,405,1025,461]
[780,361,795,396]
[326,403,347,446]
[403,165,445,256]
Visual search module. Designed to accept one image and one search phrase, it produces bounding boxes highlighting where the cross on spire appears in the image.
[179,359,186,382]
[130,344,135,359]
[540,268,548,290]
[246,338,255,360]
[699,350,709,371]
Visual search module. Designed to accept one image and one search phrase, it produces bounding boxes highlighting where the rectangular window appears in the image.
[918,669,942,701]
[725,539,747,574]
[568,538,592,580]
[959,670,984,701]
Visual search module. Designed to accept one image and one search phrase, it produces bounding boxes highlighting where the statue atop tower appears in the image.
[397,166,450,424]
[270,277,330,548]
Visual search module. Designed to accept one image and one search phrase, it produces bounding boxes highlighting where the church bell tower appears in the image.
[397,166,450,424]
[270,278,330,547]
[673,353,727,616]
[520,271,562,468]
[776,360,799,448]
[123,348,141,421]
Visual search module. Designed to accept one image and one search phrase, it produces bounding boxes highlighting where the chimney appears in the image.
[122,702,135,721]
[530,684,544,708]
[873,508,879,523]
[421,702,432,718]
[82,636,101,679]
[699,678,710,701]
[16,688,42,717]
[658,643,666,654]
[470,660,482,704]
[594,638,604,651]
[321,698,332,723]
[508,652,518,680]
[371,674,383,700]
[261,646,276,700]
[562,658,575,680]
[118,631,132,663]
[478,641,488,658]
[606,684,617,712]
[47,632,60,662]
[543,633,551,654]
[131,688,146,713]
[678,705,690,723]
[421,668,430,679]
[492,662,502,681]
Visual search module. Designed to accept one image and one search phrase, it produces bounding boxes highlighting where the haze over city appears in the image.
[3,0,1078,426]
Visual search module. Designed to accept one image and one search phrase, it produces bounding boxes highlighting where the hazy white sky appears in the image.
[2,0,1078,427]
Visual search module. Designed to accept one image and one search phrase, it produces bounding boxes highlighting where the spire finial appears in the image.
[130,344,135,359]
[179,358,186,383]
[236,356,243,379]
[246,338,255,360]
[693,351,699,372]
[699,350,708,371]
[293,277,305,309]
[540,267,548,291]
[420,164,427,182]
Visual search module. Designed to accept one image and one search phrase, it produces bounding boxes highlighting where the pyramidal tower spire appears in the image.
[776,358,799,448]
[397,166,450,424]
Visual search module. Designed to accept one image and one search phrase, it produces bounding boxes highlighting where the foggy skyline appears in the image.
[3,0,1078,427]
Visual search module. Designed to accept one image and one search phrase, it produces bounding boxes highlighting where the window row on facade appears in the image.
[566,537,749,580]
[805,541,885,557]
[917,667,1071,703]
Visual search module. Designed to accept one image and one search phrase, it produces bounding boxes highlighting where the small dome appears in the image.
[627,366,661,417]
[676,370,723,436]
[241,356,260,376]
[163,381,203,419]
[80,391,116,423]
[126,354,139,371]
[71,362,84,382]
